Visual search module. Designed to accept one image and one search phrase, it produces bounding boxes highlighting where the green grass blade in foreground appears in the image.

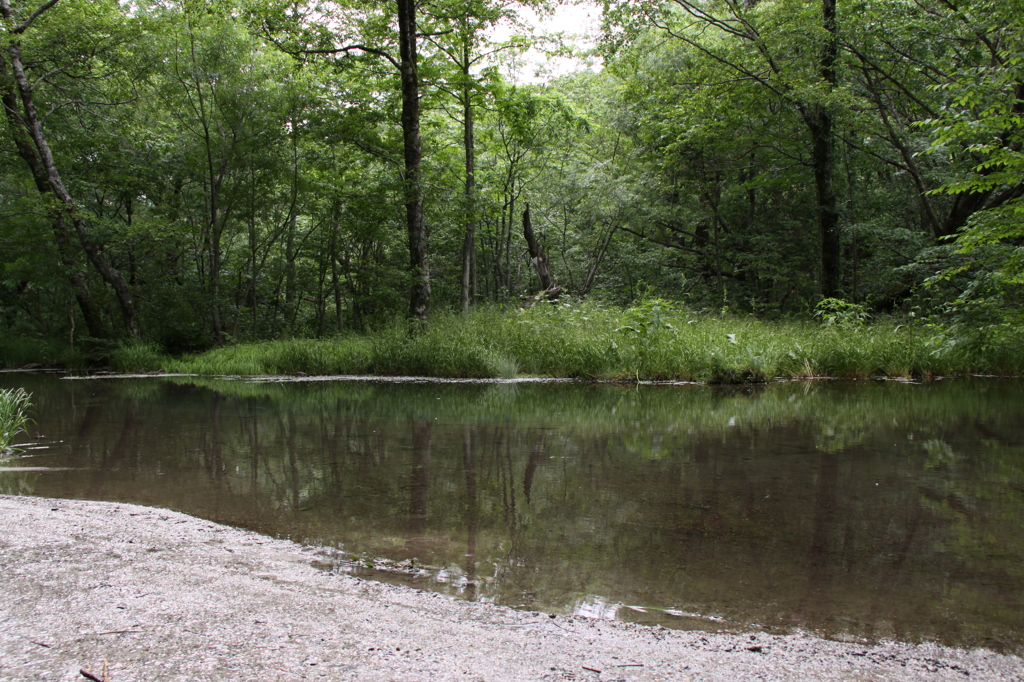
[0,387,32,453]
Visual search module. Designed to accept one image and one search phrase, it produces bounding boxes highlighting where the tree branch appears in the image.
[263,30,402,72]
[2,0,60,34]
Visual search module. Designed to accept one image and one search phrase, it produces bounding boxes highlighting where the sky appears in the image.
[492,2,603,83]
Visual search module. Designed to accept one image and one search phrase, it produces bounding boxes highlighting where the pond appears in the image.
[2,373,1023,653]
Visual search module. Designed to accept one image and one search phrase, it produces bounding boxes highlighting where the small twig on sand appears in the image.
[80,658,110,682]
[95,630,143,636]
[582,666,602,673]
[30,640,51,648]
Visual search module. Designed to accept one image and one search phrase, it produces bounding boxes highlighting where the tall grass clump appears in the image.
[369,310,519,378]
[109,342,171,373]
[1,387,32,454]
[552,299,795,382]
[500,300,617,377]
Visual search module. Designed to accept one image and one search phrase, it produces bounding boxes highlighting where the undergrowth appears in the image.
[9,299,1024,381]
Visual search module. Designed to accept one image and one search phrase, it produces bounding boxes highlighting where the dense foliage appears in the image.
[1,0,1022,361]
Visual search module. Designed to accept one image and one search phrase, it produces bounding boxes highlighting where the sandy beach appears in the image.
[1,494,1022,682]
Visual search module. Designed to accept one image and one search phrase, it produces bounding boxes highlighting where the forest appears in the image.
[1,0,1022,374]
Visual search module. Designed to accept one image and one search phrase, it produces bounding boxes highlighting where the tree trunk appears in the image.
[470,231,477,301]
[522,204,554,291]
[397,0,430,325]
[285,213,297,331]
[505,195,514,297]
[330,202,345,333]
[209,224,224,343]
[54,216,108,339]
[803,0,841,299]
[460,47,477,315]
[284,127,302,331]
[804,110,841,298]
[581,224,617,296]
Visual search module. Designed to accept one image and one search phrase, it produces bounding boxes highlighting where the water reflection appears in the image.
[2,374,1023,652]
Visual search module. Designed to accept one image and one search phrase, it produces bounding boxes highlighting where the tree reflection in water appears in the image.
[2,374,1023,653]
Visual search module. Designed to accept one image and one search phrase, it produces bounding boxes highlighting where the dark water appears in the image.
[2,374,1023,652]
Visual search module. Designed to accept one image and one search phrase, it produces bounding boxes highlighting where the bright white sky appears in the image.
[492,2,603,83]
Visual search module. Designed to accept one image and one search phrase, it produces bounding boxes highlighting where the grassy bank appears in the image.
[87,301,1024,381]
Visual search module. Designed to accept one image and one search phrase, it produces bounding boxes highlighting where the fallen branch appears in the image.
[519,286,564,309]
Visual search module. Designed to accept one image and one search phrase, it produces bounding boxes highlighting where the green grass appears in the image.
[157,337,375,376]
[0,387,32,453]
[8,300,1024,381]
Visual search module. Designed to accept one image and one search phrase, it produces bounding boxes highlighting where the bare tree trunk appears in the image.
[397,0,430,325]
[522,204,553,291]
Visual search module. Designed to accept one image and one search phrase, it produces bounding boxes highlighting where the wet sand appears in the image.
[1,495,1021,681]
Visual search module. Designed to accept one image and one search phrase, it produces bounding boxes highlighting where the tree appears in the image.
[396,0,430,324]
[837,0,1021,243]
[603,0,843,297]
[256,0,431,324]
[921,0,1024,339]
[2,0,141,337]
[422,0,536,313]
[145,1,336,343]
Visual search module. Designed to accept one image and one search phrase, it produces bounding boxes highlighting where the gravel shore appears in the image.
[1,494,1021,682]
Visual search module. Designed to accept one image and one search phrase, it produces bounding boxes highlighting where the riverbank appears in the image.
[4,303,1024,381]
[1,495,1021,681]
[124,305,1024,381]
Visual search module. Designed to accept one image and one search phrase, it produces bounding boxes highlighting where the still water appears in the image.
[2,373,1023,652]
